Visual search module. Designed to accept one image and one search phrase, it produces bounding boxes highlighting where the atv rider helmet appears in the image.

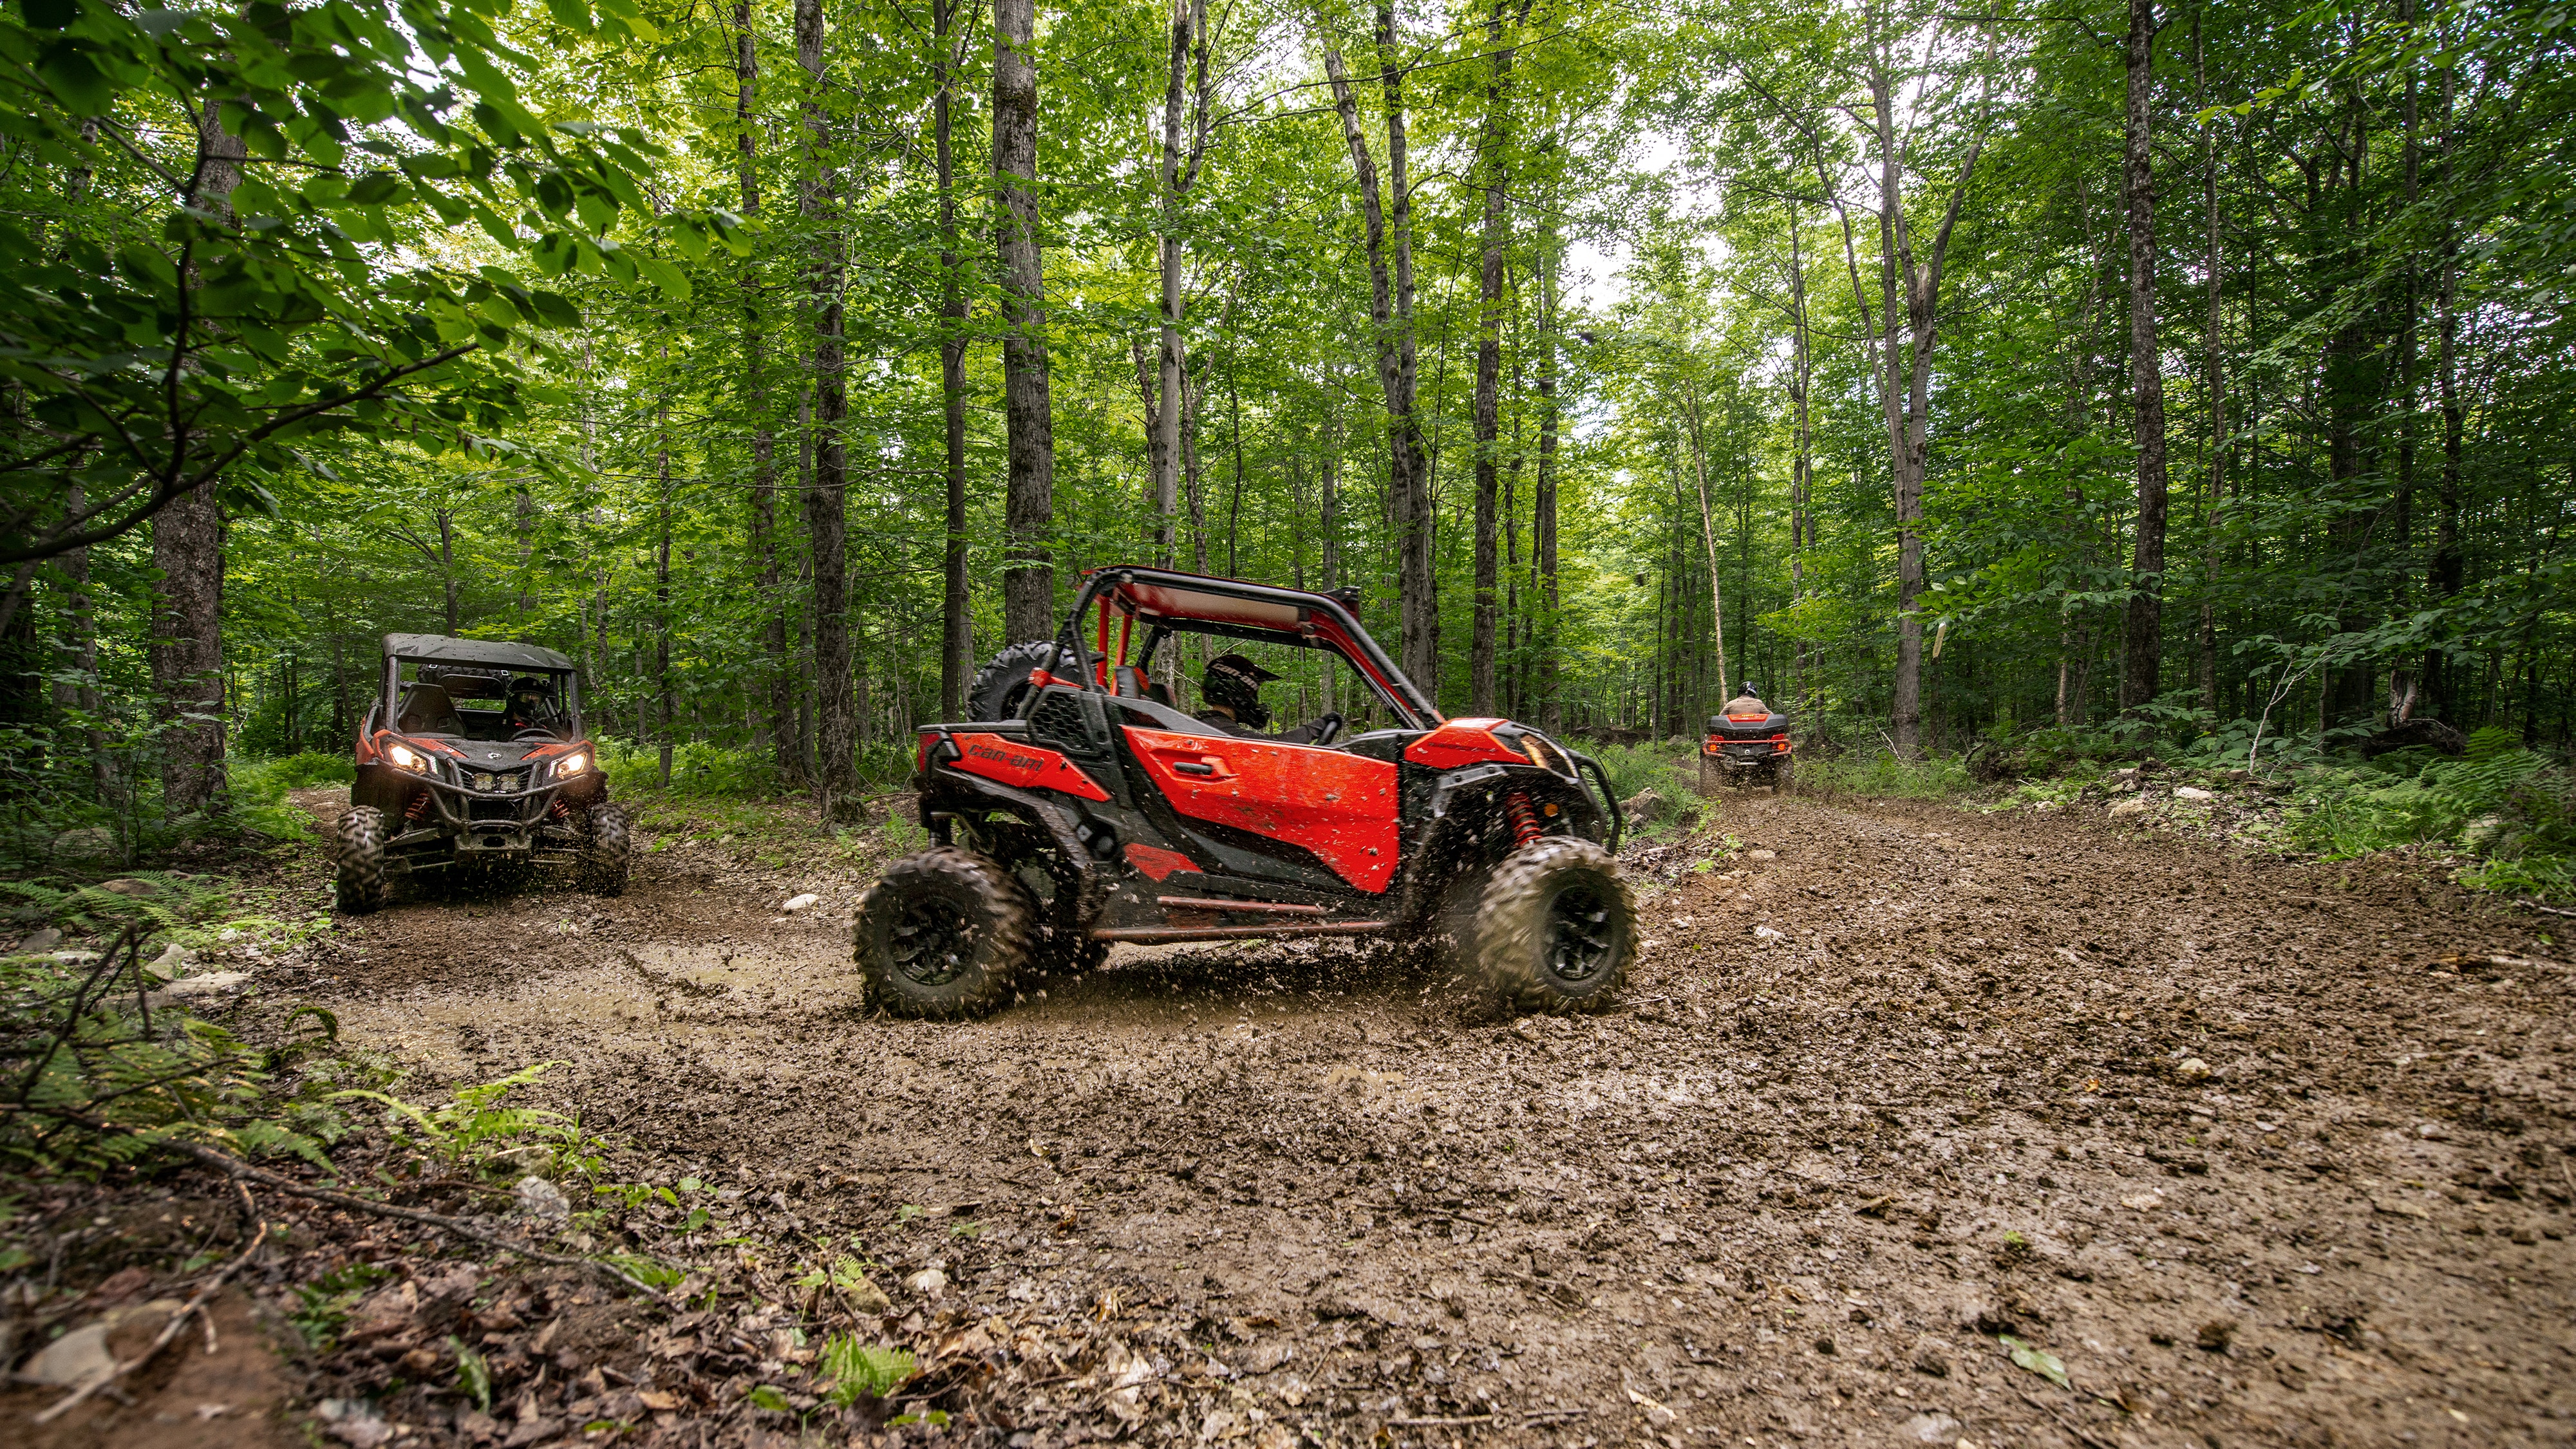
[1201,653,1282,732]
[503,675,556,732]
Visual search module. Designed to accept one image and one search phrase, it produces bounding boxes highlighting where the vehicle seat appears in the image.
[1114,666,1179,711]
[397,684,465,736]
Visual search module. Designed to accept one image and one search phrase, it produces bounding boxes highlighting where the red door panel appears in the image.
[1123,727,1399,893]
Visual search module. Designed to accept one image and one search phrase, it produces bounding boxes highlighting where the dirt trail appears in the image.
[280,787,2576,1448]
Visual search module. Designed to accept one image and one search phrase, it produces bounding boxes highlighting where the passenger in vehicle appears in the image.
[1196,654,1333,745]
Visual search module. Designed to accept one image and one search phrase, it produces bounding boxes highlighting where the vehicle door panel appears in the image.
[1122,727,1399,893]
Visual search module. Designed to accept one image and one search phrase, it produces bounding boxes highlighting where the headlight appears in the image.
[1519,735,1565,774]
[558,752,588,776]
[386,742,427,772]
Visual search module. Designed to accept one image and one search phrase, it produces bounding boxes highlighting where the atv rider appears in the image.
[1196,653,1335,745]
[502,675,563,737]
[1722,682,1769,716]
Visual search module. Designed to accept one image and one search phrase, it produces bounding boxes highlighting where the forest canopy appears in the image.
[1,0,2569,847]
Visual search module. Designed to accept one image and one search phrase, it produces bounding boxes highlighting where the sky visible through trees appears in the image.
[1,0,2570,830]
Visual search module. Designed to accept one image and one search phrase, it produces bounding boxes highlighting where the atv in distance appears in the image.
[1701,695,1796,793]
[333,633,629,913]
[860,566,1634,1020]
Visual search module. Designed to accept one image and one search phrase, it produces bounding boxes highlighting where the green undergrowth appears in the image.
[2285,728,2575,898]
[1797,747,1979,800]
[1570,738,1707,837]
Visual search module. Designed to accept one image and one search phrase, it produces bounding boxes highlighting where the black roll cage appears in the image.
[1052,567,1443,731]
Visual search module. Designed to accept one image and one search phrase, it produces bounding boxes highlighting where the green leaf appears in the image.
[37,41,115,115]
[742,1385,791,1413]
[1999,1335,2070,1389]
[632,255,688,301]
[542,0,592,31]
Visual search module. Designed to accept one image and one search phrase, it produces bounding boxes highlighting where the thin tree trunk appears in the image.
[1787,210,1814,723]
[656,383,675,789]
[437,509,459,634]
[1468,0,1522,715]
[2429,65,2463,720]
[735,0,793,772]
[1679,381,1728,707]
[935,0,973,721]
[1533,216,1561,735]
[1322,12,1435,702]
[2119,0,2170,712]
[798,0,859,817]
[994,0,1056,643]
[2195,17,2223,714]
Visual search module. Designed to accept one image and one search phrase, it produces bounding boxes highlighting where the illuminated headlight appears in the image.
[556,752,589,776]
[386,742,429,772]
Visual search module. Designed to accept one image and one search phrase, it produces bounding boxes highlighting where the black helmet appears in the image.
[1204,653,1281,729]
[508,675,551,711]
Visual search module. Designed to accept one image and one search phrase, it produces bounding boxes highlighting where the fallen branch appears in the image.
[2517,899,2576,918]
[9,1103,670,1304]
[36,1190,267,1425]
[1387,1414,1492,1427]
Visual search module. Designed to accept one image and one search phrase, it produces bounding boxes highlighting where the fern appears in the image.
[820,1335,916,1407]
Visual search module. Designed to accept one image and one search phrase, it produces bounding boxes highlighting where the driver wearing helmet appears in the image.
[501,675,561,736]
[1196,654,1334,745]
[1722,682,1769,716]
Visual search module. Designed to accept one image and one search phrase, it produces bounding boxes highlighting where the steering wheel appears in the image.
[511,727,555,742]
[1311,713,1345,747]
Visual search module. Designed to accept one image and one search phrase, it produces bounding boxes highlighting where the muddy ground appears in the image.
[171,787,2576,1445]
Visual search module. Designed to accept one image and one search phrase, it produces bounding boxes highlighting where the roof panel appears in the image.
[382,633,578,672]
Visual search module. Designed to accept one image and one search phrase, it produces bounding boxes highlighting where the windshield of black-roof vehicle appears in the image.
[393,663,574,743]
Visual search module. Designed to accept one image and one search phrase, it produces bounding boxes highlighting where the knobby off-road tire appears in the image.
[1773,755,1796,795]
[1473,836,1635,1015]
[968,640,1073,723]
[856,847,1033,1019]
[581,803,632,896]
[335,807,388,915]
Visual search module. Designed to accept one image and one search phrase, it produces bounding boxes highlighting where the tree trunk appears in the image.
[1679,382,1728,707]
[1323,12,1436,704]
[1467,0,1519,715]
[656,387,675,789]
[2429,66,2462,720]
[1787,210,1814,723]
[2118,0,2169,713]
[1842,43,1986,756]
[150,101,250,817]
[736,0,794,774]
[1133,337,1176,565]
[934,0,973,720]
[2195,17,2223,714]
[1152,0,1211,561]
[798,0,860,817]
[994,0,1056,644]
[1534,218,1562,735]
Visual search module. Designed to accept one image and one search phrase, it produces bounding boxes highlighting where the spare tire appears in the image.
[968,639,1074,722]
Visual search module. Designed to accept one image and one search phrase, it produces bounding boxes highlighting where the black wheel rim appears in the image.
[889,897,975,987]
[1542,881,1617,986]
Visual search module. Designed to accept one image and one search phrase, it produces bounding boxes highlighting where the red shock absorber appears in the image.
[1503,791,1542,848]
[403,792,432,823]
[548,797,571,821]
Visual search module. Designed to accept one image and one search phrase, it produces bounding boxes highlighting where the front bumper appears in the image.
[377,772,595,870]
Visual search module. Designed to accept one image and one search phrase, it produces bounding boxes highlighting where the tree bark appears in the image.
[1679,382,1728,705]
[1533,218,1561,735]
[994,0,1055,643]
[2118,0,2169,713]
[1468,0,1521,715]
[1323,12,1436,704]
[152,100,248,817]
[1787,210,1814,723]
[735,0,795,775]
[798,0,860,817]
[2195,17,2223,714]
[656,382,675,789]
[935,0,973,720]
[1838,38,1988,756]
[2429,65,2463,720]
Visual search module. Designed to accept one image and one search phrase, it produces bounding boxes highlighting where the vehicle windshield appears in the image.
[1133,630,1388,736]
[393,663,576,742]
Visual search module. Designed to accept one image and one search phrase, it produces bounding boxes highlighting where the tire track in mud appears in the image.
[293,788,2576,1447]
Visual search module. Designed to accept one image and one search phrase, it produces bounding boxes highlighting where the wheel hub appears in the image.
[890,898,975,987]
[1542,881,1617,984]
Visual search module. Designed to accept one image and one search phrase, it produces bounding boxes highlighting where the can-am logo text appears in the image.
[969,741,1044,772]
